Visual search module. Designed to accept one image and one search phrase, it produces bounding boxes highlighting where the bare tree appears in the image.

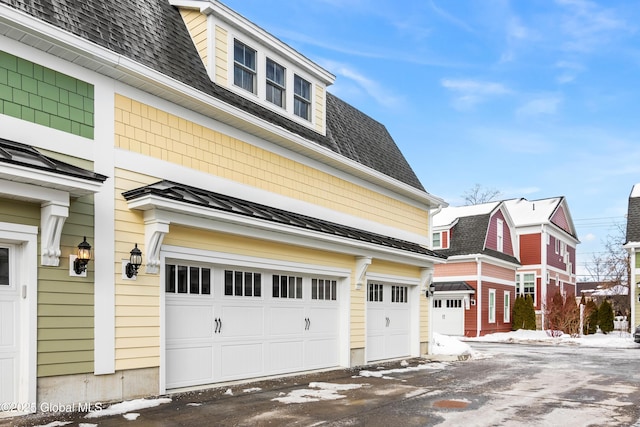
[583,221,630,317]
[462,184,502,205]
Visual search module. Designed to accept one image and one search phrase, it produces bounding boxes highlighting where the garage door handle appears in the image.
[386,317,390,327]
[304,317,310,330]
[214,318,222,334]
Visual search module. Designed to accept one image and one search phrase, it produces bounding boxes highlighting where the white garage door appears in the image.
[366,283,411,362]
[166,263,340,389]
[432,297,464,336]
[0,246,19,408]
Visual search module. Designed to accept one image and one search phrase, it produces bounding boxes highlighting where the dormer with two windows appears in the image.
[169,0,336,135]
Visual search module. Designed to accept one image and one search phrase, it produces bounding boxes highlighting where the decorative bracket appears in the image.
[144,218,170,274]
[355,256,372,290]
[41,201,69,266]
[420,267,434,292]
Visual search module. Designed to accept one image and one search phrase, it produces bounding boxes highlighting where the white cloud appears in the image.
[516,95,563,117]
[428,0,475,33]
[555,60,585,84]
[322,60,404,108]
[441,79,511,110]
[583,233,597,242]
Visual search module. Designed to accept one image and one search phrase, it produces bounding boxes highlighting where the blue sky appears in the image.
[222,0,640,280]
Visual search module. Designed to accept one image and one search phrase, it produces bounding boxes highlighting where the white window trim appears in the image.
[488,289,496,323]
[497,219,504,252]
[504,291,510,323]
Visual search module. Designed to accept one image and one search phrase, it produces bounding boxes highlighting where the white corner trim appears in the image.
[420,266,434,291]
[143,215,170,274]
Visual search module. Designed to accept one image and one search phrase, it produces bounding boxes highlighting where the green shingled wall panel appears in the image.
[0,51,94,139]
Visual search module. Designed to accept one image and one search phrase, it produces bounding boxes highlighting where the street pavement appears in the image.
[5,342,640,426]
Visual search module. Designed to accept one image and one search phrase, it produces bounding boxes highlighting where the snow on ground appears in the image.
[84,398,172,419]
[466,329,638,348]
[272,382,365,404]
[358,361,449,379]
[34,422,72,427]
[243,387,262,393]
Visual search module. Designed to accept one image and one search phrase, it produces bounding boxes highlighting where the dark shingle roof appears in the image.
[433,281,475,293]
[122,180,445,259]
[0,0,424,190]
[626,193,640,244]
[0,137,107,182]
[436,214,520,265]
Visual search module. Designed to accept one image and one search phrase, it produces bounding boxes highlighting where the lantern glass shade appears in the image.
[129,243,142,266]
[73,236,92,275]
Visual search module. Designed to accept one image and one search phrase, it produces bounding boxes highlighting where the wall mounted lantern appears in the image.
[125,243,143,278]
[427,283,436,298]
[73,236,92,275]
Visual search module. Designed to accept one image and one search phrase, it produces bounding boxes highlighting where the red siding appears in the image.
[442,230,449,249]
[478,283,514,336]
[486,209,515,256]
[551,205,571,234]
[519,234,541,264]
[464,281,478,338]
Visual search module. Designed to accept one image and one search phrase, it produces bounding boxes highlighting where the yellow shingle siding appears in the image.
[215,25,228,86]
[179,9,208,70]
[114,94,428,237]
[314,84,325,134]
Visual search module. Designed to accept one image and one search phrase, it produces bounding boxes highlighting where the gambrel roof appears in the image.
[625,184,640,245]
[504,197,578,240]
[0,0,426,192]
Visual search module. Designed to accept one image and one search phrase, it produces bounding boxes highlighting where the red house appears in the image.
[432,201,520,337]
[504,197,579,327]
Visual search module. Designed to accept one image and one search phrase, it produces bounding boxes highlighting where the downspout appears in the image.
[429,204,443,248]
[476,256,482,337]
[630,247,636,329]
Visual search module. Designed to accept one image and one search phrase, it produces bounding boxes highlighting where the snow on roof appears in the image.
[631,183,640,198]
[503,197,562,226]
[432,201,500,227]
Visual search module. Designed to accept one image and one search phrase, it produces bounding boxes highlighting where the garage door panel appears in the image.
[307,306,338,335]
[305,338,339,367]
[269,340,303,372]
[166,302,213,341]
[219,342,264,379]
[166,346,213,388]
[366,283,411,362]
[269,306,304,336]
[433,298,464,336]
[220,305,264,338]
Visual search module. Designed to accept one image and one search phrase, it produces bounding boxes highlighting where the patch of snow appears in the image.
[465,330,638,348]
[35,422,72,427]
[224,388,233,396]
[84,398,171,419]
[78,424,98,427]
[404,388,428,398]
[272,382,364,404]
[431,333,474,356]
[359,362,448,378]
[186,403,202,407]
[123,413,140,421]
[400,360,409,367]
[243,387,262,393]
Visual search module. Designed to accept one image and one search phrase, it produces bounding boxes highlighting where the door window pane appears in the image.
[0,248,8,286]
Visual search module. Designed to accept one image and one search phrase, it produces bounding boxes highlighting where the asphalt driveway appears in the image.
[6,341,640,426]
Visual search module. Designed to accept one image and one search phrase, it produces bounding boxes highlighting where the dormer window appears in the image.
[266,58,286,108]
[234,40,256,94]
[294,74,311,121]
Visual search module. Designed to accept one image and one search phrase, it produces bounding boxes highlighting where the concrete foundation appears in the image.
[37,367,159,409]
[350,348,365,366]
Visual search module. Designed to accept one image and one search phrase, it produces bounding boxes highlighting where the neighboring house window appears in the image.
[0,247,9,286]
[166,264,211,295]
[497,219,504,252]
[504,291,510,323]
[272,274,302,299]
[234,40,257,94]
[555,238,560,254]
[433,232,441,248]
[266,58,286,108]
[294,74,311,120]
[489,289,496,323]
[519,272,536,303]
[225,270,262,297]
[312,278,337,301]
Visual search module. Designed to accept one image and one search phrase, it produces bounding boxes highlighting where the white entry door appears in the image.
[166,262,341,390]
[432,297,464,336]
[0,245,19,408]
[366,283,411,362]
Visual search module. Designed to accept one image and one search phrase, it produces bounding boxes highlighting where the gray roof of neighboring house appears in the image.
[0,138,107,182]
[626,190,640,244]
[123,180,446,259]
[433,281,475,293]
[0,0,425,191]
[436,214,520,265]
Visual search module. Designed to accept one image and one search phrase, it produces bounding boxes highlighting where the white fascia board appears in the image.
[0,4,443,209]
[129,196,446,267]
[623,241,640,250]
[435,290,475,296]
[444,254,519,270]
[0,164,103,198]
